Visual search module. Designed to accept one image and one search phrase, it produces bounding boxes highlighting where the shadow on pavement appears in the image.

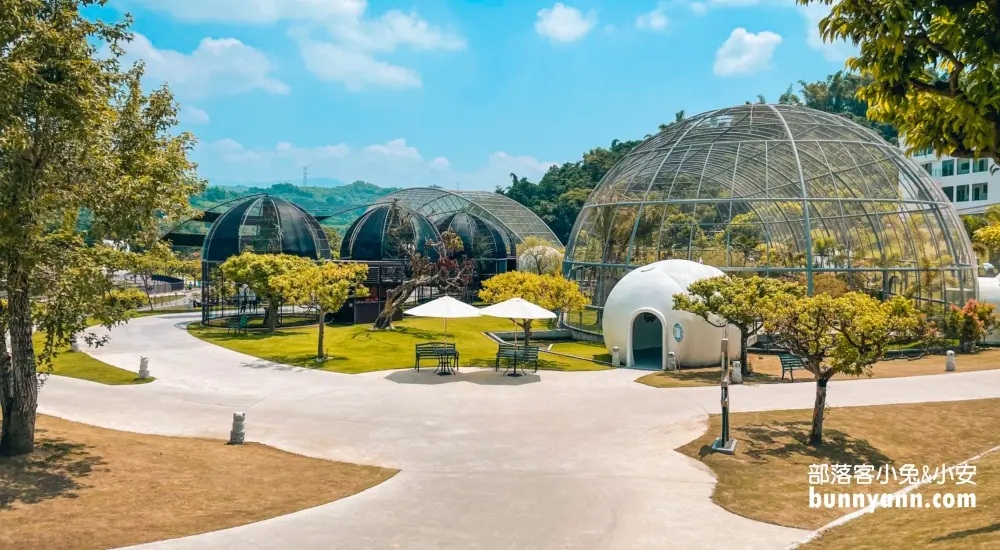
[384,368,541,386]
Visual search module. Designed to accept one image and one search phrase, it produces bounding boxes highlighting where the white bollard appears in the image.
[945,350,956,372]
[70,338,80,353]
[138,356,149,379]
[229,412,246,445]
[665,351,678,371]
[731,361,743,384]
[611,346,620,367]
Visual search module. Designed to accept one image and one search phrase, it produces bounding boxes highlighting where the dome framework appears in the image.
[564,104,977,335]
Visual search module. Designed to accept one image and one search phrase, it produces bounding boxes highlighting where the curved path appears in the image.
[37,314,1000,550]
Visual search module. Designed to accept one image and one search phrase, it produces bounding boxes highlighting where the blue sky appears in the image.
[93,0,854,189]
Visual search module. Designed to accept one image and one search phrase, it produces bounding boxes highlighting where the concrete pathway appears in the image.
[36,314,1000,550]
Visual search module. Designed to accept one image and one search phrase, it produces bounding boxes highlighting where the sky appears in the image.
[90,0,856,189]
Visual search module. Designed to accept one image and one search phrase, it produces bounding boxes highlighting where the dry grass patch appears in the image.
[0,415,396,550]
[804,452,1000,549]
[676,399,1000,529]
[638,348,1000,389]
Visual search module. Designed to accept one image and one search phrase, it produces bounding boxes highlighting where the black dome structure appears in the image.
[340,202,442,261]
[438,212,514,276]
[202,195,331,262]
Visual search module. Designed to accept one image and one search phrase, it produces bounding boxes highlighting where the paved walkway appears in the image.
[37,314,1000,550]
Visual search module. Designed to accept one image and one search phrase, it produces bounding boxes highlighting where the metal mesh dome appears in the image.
[340,202,442,261]
[564,104,977,334]
[201,195,331,262]
[373,187,562,246]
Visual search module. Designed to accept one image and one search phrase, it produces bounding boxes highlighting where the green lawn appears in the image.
[188,316,610,374]
[547,341,612,363]
[33,332,153,385]
[131,306,196,318]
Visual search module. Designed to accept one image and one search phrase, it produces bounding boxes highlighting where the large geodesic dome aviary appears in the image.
[564,104,977,335]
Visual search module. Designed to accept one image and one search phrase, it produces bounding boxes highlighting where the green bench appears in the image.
[227,315,249,335]
[778,353,807,381]
[414,342,458,372]
[495,343,540,374]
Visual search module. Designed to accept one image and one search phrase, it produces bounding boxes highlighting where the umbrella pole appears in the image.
[444,317,448,342]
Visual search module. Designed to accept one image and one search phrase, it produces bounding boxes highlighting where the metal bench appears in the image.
[414,342,458,372]
[495,343,540,374]
[778,353,807,381]
[227,315,249,335]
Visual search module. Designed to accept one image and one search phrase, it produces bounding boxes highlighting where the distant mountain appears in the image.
[209,177,347,188]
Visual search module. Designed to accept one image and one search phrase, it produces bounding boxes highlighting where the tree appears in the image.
[660,213,704,258]
[517,236,564,275]
[802,0,1000,163]
[0,2,201,456]
[940,299,997,353]
[124,242,184,310]
[373,226,475,330]
[322,226,343,259]
[764,293,920,445]
[673,276,804,376]
[271,262,369,360]
[722,213,764,265]
[478,272,587,344]
[218,253,312,332]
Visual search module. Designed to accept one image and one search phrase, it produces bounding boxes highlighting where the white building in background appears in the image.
[904,143,999,214]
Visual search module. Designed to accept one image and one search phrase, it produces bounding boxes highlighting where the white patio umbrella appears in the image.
[404,295,482,341]
[480,298,556,377]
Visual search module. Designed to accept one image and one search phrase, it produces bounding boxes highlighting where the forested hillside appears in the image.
[497,71,898,244]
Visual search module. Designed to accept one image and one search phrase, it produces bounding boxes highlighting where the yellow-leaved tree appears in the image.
[271,262,370,361]
[478,271,587,344]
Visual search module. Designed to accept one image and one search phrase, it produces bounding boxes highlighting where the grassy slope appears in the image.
[677,399,1000,531]
[189,316,609,374]
[33,332,151,385]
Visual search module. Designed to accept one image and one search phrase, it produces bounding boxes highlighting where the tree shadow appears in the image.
[931,523,1000,542]
[694,420,893,467]
[0,433,105,509]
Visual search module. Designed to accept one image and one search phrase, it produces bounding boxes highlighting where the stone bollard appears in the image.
[70,338,80,353]
[612,346,621,367]
[946,350,956,372]
[138,357,149,379]
[665,351,678,371]
[731,361,743,384]
[229,412,246,445]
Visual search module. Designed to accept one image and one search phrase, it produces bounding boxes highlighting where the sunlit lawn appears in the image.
[547,341,612,363]
[188,316,610,374]
[33,332,151,385]
[678,399,1000,532]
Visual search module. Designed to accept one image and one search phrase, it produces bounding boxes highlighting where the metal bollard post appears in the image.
[138,357,149,379]
[945,350,956,372]
[229,412,246,445]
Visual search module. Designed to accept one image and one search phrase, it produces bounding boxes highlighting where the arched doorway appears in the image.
[631,311,663,370]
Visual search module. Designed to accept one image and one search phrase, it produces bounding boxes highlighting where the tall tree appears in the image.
[271,262,370,360]
[673,275,805,376]
[478,272,587,344]
[801,0,1000,162]
[764,293,920,445]
[0,1,202,456]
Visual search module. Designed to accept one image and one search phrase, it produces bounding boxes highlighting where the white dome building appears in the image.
[978,276,1000,344]
[602,259,738,369]
[517,245,563,275]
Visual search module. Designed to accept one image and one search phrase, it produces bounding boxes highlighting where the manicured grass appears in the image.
[33,332,152,385]
[0,415,396,550]
[188,316,610,374]
[804,452,999,549]
[637,349,1000,389]
[546,340,612,363]
[130,306,196,318]
[677,399,1000,530]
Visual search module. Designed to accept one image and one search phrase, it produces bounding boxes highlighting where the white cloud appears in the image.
[713,28,782,76]
[179,105,210,125]
[129,0,366,23]
[636,4,669,31]
[296,37,422,91]
[326,9,466,53]
[196,138,555,189]
[124,34,288,100]
[535,3,597,43]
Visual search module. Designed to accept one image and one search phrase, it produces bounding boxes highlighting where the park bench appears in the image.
[227,315,249,335]
[414,342,458,372]
[778,353,807,381]
[495,343,540,374]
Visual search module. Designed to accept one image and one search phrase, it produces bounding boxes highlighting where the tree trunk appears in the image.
[0,321,13,446]
[521,320,534,345]
[738,326,751,376]
[374,282,417,330]
[1,264,38,456]
[808,377,829,447]
[317,308,326,360]
[265,298,278,332]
